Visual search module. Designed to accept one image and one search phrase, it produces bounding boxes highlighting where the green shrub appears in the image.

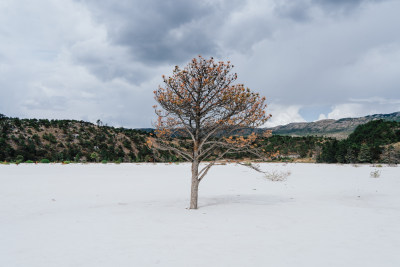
[63,161,71,164]
[41,159,50,163]
[73,155,80,162]
[101,159,107,164]
[25,160,34,163]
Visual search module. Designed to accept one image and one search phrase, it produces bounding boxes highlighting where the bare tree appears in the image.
[148,56,270,209]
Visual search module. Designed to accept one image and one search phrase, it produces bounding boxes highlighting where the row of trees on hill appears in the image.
[0,115,161,163]
[317,120,400,164]
[2,115,399,165]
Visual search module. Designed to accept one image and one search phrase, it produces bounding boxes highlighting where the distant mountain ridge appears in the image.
[266,111,400,139]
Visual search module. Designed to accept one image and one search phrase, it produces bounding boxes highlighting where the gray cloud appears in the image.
[74,0,383,83]
[23,96,69,111]
[68,0,247,84]
[314,0,369,7]
[275,0,390,22]
[70,41,152,84]
[79,0,244,65]
[274,1,313,22]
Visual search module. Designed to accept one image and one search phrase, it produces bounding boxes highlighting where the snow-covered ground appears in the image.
[1,163,399,267]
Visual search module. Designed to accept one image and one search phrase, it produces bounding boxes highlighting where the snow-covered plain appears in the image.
[1,163,400,267]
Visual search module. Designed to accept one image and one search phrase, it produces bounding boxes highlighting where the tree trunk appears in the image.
[190,160,200,209]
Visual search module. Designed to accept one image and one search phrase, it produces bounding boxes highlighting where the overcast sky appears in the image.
[1,0,399,127]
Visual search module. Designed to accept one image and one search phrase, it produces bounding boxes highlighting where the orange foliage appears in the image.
[152,55,271,160]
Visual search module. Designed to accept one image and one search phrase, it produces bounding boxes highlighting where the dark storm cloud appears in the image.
[111,1,216,63]
[78,0,243,65]
[74,0,384,84]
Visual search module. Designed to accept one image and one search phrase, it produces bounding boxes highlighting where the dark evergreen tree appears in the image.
[345,146,357,163]
[357,144,372,163]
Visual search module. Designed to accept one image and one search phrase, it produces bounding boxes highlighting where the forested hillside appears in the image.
[317,120,400,164]
[1,114,399,164]
[0,114,157,163]
[0,114,329,163]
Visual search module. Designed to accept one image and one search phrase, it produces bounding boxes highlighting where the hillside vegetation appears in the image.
[317,120,400,164]
[0,114,155,163]
[1,114,399,164]
[0,114,329,163]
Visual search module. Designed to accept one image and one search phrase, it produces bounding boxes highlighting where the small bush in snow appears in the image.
[370,170,381,178]
[264,170,291,182]
[237,162,291,182]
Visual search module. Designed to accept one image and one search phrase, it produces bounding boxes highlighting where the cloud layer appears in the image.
[1,0,399,127]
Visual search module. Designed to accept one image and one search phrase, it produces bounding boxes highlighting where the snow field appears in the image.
[1,163,399,267]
